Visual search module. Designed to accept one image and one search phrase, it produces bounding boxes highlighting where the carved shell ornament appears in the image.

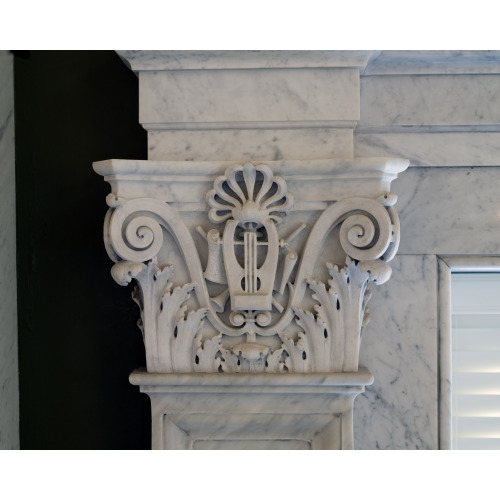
[105,160,402,373]
[206,163,293,227]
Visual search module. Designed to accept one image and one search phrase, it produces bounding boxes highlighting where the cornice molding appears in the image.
[117,50,376,72]
[363,50,500,76]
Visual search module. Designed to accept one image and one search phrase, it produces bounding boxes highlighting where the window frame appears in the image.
[438,256,500,449]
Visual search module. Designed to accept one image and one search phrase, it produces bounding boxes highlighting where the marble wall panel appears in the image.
[0,51,19,449]
[355,131,500,167]
[354,255,438,450]
[360,75,500,127]
[393,167,500,256]
[139,68,359,126]
[148,128,353,161]
[363,50,500,75]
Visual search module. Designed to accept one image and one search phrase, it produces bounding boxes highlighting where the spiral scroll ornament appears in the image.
[100,158,404,373]
[107,199,171,263]
[338,204,392,262]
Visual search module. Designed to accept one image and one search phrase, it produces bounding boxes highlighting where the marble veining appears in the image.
[355,131,500,167]
[95,151,407,448]
[0,51,19,450]
[360,74,500,127]
[193,439,311,450]
[354,255,438,449]
[139,68,359,125]
[393,167,500,255]
[363,50,500,75]
[148,128,353,162]
[118,50,374,72]
[136,370,370,449]
[96,158,407,377]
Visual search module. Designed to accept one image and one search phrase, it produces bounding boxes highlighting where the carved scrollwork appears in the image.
[334,198,393,262]
[101,161,402,374]
[108,200,166,263]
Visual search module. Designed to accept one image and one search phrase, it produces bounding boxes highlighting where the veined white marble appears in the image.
[363,50,500,75]
[354,255,438,450]
[95,153,408,449]
[94,157,408,204]
[148,128,353,162]
[108,49,500,450]
[360,74,500,127]
[437,257,452,451]
[0,51,19,450]
[355,131,500,167]
[393,167,500,255]
[130,369,373,450]
[139,68,360,127]
[95,157,408,374]
[117,50,375,72]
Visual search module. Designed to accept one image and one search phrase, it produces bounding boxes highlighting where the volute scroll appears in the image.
[101,160,405,374]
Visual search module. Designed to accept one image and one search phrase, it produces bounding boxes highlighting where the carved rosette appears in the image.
[102,161,402,373]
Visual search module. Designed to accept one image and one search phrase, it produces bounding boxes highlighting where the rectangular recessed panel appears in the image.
[165,412,337,442]
[193,439,311,450]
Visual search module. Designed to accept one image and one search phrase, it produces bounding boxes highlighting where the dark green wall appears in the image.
[14,51,150,449]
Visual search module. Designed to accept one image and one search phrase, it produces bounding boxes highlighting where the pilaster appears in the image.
[94,50,409,449]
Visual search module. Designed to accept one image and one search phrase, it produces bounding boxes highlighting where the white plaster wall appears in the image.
[0,50,19,449]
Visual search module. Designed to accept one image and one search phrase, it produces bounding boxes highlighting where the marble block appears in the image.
[355,131,500,167]
[393,167,500,255]
[148,128,353,162]
[354,255,438,450]
[360,74,500,127]
[0,50,19,450]
[139,68,360,128]
[130,369,373,450]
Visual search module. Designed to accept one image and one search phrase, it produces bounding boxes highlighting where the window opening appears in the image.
[451,272,500,449]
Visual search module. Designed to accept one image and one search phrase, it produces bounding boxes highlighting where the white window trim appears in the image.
[438,256,500,450]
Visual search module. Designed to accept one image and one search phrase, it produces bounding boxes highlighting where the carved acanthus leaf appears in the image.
[305,277,344,372]
[131,259,175,372]
[279,331,311,373]
[219,348,240,373]
[158,282,208,372]
[265,347,287,373]
[195,333,223,372]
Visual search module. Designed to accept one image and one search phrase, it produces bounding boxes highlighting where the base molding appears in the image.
[130,368,373,450]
